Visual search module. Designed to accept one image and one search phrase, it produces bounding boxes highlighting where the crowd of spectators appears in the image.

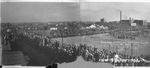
[79,44,150,66]
[2,29,150,66]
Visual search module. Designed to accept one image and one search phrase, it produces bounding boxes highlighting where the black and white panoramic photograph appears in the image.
[1,2,150,68]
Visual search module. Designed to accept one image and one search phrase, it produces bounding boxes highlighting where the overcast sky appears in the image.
[1,2,80,23]
[81,2,150,22]
[1,2,150,23]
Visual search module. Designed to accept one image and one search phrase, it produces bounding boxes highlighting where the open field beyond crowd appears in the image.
[53,33,150,56]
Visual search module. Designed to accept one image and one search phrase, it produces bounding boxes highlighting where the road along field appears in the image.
[53,33,150,56]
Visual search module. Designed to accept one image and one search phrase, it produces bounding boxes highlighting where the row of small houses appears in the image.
[49,19,149,31]
[49,24,109,31]
[85,24,109,29]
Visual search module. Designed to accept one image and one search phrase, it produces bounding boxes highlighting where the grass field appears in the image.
[53,33,150,56]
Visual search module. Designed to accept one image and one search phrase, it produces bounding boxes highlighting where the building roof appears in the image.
[24,56,30,61]
[2,44,11,51]
[120,20,130,23]
[2,51,26,65]
[133,20,143,23]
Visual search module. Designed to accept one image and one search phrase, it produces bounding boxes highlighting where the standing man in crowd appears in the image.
[113,53,121,66]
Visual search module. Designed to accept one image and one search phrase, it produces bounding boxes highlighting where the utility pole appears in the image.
[108,44,111,52]
[124,34,127,58]
[124,46,127,57]
[131,42,133,57]
[59,28,64,47]
[61,29,63,47]
[108,35,111,52]
[130,17,133,58]
[120,11,122,22]
[116,45,118,54]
